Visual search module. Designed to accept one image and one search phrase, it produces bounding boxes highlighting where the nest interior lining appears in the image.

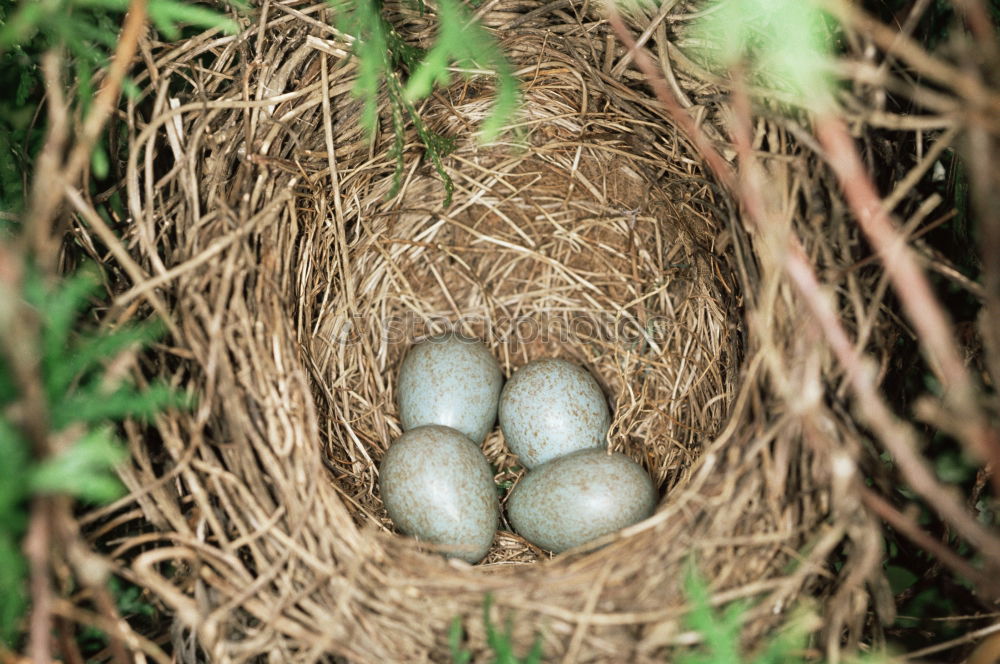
[308,59,740,554]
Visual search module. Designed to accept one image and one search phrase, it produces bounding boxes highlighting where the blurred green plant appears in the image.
[0,265,187,646]
[77,576,159,657]
[677,563,895,663]
[331,0,518,205]
[691,0,836,111]
[445,565,899,663]
[449,593,543,664]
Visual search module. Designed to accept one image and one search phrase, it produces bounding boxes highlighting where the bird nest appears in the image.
[78,0,890,661]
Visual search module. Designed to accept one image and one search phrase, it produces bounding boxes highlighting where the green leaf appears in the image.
[53,382,187,430]
[692,0,836,112]
[31,266,101,371]
[0,532,27,647]
[0,355,16,406]
[334,0,391,136]
[148,0,238,40]
[935,450,976,483]
[0,1,48,53]
[73,0,132,9]
[477,59,518,143]
[0,419,30,517]
[91,143,110,179]
[46,320,164,402]
[677,561,744,664]
[29,428,126,503]
[448,616,472,664]
[885,565,919,595]
[109,577,157,619]
[402,0,518,142]
[523,634,544,664]
[751,606,816,664]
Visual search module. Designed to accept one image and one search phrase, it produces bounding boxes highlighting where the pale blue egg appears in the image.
[397,332,503,444]
[499,358,610,468]
[379,425,499,563]
[507,448,655,553]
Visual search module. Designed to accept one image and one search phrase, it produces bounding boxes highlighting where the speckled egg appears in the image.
[498,358,610,468]
[507,448,656,553]
[397,332,503,445]
[379,425,499,563]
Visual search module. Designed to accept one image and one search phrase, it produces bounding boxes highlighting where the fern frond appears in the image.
[403,0,518,142]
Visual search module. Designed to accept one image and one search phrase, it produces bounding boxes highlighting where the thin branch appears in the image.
[815,116,1000,488]
[606,5,735,191]
[26,52,69,267]
[63,0,148,187]
[818,0,1000,113]
[57,507,131,664]
[25,500,53,664]
[905,620,1000,660]
[860,487,1000,597]
[26,0,148,258]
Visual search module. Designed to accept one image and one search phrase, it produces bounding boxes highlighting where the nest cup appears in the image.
[86,2,847,661]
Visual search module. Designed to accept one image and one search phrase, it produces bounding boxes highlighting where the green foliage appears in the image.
[678,564,746,664]
[677,562,893,663]
[331,0,518,205]
[0,265,188,646]
[0,0,239,216]
[0,0,237,52]
[403,0,518,143]
[449,593,543,664]
[692,0,836,112]
[0,420,30,647]
[77,577,159,656]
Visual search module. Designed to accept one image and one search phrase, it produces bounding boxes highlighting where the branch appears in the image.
[25,0,148,265]
[815,117,1000,487]
[860,487,1000,598]
[25,500,53,664]
[606,5,735,191]
[818,0,1000,114]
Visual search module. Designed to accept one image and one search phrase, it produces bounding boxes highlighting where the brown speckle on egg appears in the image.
[498,358,610,468]
[397,332,503,445]
[507,448,655,553]
[379,425,500,563]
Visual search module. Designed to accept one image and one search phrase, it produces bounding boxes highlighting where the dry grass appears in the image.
[63,0,999,661]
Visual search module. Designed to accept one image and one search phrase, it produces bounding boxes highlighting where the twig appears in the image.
[780,231,1000,576]
[905,620,1000,660]
[26,0,147,258]
[26,52,69,265]
[860,487,1000,597]
[818,0,1000,113]
[25,500,53,664]
[55,615,84,664]
[10,4,152,663]
[62,0,147,188]
[606,5,735,192]
[57,508,131,664]
[0,241,56,664]
[815,116,1000,488]
[50,600,172,664]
